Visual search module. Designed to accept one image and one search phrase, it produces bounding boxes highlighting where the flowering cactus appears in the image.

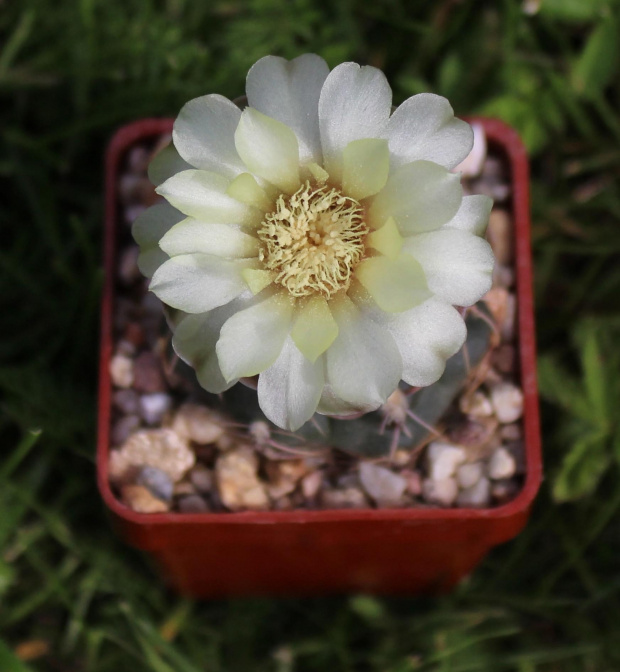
[133,54,494,433]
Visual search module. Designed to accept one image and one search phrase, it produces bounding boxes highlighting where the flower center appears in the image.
[257,181,368,298]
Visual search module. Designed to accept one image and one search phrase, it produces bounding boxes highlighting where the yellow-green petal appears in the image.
[291,295,339,362]
[226,173,273,212]
[341,138,390,200]
[234,108,300,194]
[307,162,329,184]
[355,253,432,313]
[366,216,403,260]
[242,268,275,294]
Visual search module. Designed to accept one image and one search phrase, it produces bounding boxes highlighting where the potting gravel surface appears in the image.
[108,125,526,514]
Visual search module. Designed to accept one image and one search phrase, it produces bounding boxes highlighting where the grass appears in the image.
[1,0,620,669]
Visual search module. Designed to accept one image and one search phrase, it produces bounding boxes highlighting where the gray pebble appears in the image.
[111,415,141,445]
[177,494,209,513]
[136,465,174,503]
[139,393,172,425]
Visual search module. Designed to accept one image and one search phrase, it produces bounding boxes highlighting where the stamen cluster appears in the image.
[257,181,368,298]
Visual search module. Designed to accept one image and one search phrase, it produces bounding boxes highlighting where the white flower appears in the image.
[133,54,494,431]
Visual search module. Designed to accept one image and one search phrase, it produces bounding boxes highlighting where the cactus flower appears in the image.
[133,54,495,431]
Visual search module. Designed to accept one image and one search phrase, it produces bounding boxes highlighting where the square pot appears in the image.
[98,117,542,598]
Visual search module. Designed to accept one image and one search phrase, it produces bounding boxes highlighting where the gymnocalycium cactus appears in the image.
[133,54,495,458]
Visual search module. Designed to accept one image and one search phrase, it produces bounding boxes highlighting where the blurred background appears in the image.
[1,0,620,669]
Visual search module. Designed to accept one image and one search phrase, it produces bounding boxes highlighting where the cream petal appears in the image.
[386,297,467,387]
[150,254,256,313]
[325,295,402,410]
[241,268,275,294]
[159,219,259,259]
[442,194,492,236]
[291,295,338,363]
[403,229,495,306]
[172,94,246,178]
[148,144,192,186]
[341,138,390,200]
[216,291,294,381]
[172,292,256,393]
[132,202,184,277]
[355,253,431,313]
[318,62,392,183]
[156,169,261,226]
[234,108,300,194]
[368,160,462,234]
[386,93,473,170]
[257,337,325,431]
[246,54,329,165]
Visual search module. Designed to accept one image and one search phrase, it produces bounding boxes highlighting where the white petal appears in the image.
[318,62,392,182]
[234,108,300,193]
[258,337,325,430]
[246,54,329,165]
[132,202,184,277]
[442,194,492,236]
[316,385,368,416]
[368,160,462,234]
[386,93,473,170]
[148,144,192,186]
[216,291,294,381]
[386,297,467,387]
[172,94,246,178]
[404,229,495,307]
[325,295,401,410]
[150,254,255,313]
[159,219,259,259]
[156,169,261,226]
[172,293,256,393]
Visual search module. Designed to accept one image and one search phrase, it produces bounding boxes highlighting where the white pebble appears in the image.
[427,442,467,481]
[139,393,172,425]
[172,404,225,445]
[457,462,484,489]
[488,446,517,480]
[490,382,524,423]
[109,354,134,388]
[359,463,407,506]
[459,391,494,418]
[422,477,458,507]
[456,477,491,508]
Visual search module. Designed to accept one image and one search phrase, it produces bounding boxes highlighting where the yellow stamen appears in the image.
[257,181,368,298]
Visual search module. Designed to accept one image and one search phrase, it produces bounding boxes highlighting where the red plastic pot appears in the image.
[98,117,542,598]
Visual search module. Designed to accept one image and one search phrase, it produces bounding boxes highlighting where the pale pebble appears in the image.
[490,382,524,423]
[422,478,458,507]
[112,429,194,483]
[488,446,517,480]
[319,486,368,510]
[301,471,323,500]
[456,477,491,508]
[121,484,169,513]
[215,446,269,511]
[359,463,407,506]
[427,442,467,481]
[172,404,226,445]
[109,354,134,388]
[457,462,484,490]
[459,390,494,418]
